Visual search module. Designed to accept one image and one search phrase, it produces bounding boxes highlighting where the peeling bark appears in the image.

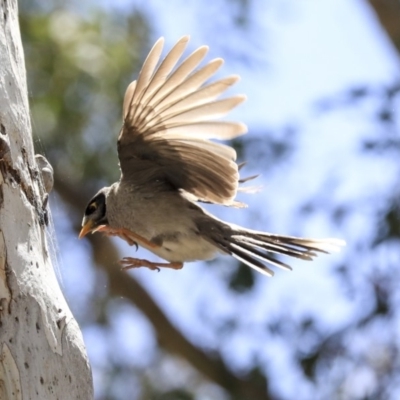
[0,1,93,399]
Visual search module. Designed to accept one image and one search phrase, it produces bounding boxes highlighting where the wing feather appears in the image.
[150,95,246,130]
[118,36,248,205]
[123,81,136,119]
[141,76,241,130]
[129,38,165,121]
[136,59,227,130]
[141,60,225,120]
[156,121,247,140]
[146,45,209,109]
[139,36,190,105]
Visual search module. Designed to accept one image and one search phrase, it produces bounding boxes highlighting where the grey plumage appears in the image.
[80,36,345,276]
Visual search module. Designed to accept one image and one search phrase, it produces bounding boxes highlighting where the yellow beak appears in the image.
[79,220,95,239]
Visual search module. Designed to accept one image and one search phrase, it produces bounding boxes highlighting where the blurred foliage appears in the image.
[18,0,400,399]
[152,390,194,400]
[294,78,400,398]
[228,263,255,293]
[22,3,151,191]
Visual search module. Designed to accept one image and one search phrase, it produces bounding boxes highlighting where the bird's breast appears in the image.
[107,183,221,263]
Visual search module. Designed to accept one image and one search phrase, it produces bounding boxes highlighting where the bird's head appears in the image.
[79,188,110,239]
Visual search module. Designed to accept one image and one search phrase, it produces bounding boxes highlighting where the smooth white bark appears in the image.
[0,1,93,399]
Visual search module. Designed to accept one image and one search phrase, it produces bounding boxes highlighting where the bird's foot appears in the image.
[119,257,183,272]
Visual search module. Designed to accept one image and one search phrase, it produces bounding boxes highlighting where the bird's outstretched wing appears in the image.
[118,36,248,206]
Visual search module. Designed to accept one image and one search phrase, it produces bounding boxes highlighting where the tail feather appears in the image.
[227,243,275,277]
[230,242,292,272]
[232,235,317,260]
[225,227,345,276]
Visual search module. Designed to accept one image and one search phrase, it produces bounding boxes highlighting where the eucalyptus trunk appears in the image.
[0,1,93,399]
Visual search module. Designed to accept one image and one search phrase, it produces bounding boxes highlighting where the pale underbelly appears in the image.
[149,235,221,263]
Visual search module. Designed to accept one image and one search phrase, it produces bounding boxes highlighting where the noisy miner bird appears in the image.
[79,36,345,276]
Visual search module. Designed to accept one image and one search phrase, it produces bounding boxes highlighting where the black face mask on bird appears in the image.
[80,190,108,238]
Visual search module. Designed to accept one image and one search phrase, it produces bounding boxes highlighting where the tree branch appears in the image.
[368,0,400,52]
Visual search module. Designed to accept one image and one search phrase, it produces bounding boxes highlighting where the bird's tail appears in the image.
[224,226,345,277]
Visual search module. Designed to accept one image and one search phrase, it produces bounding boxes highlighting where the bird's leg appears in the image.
[111,229,138,247]
[93,226,172,271]
[117,228,159,249]
[97,226,137,248]
[94,226,158,249]
[94,225,117,235]
[119,257,183,272]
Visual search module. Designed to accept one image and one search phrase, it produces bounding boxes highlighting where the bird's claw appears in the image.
[121,234,139,250]
[119,257,161,272]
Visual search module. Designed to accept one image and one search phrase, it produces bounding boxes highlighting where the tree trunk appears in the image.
[368,0,400,53]
[0,1,93,399]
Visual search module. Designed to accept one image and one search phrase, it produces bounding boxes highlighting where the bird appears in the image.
[79,36,345,277]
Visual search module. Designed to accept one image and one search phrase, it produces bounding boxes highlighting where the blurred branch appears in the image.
[368,0,400,52]
[55,177,273,400]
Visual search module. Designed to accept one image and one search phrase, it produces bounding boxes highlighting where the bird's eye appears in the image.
[88,202,97,214]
